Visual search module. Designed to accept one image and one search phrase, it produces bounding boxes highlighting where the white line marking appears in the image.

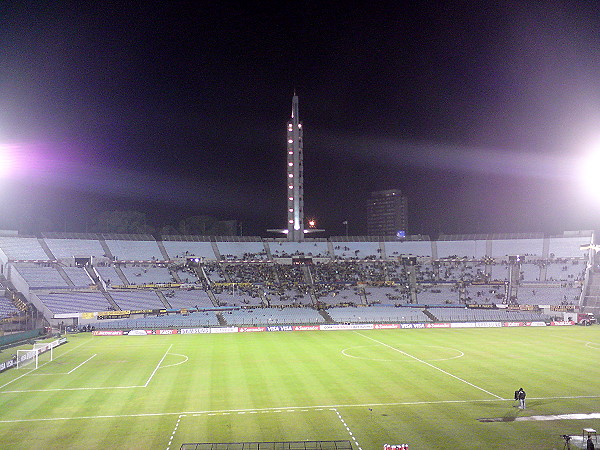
[67,354,97,374]
[0,368,35,389]
[341,344,464,362]
[27,374,61,376]
[1,385,145,394]
[332,408,362,450]
[1,396,599,424]
[356,332,504,399]
[14,353,98,377]
[159,353,189,368]
[144,344,173,387]
[166,414,184,450]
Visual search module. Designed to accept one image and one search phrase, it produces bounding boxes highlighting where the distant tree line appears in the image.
[87,211,238,236]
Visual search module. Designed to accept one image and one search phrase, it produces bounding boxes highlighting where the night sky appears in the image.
[2,1,600,237]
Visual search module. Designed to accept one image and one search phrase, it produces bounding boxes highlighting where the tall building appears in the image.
[367,189,408,237]
[286,93,304,241]
[268,93,315,241]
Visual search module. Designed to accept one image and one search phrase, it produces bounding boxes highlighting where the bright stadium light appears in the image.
[0,144,18,179]
[579,146,600,198]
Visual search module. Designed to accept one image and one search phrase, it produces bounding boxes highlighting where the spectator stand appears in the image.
[548,232,592,258]
[96,311,220,329]
[330,240,382,260]
[163,289,215,310]
[463,284,506,305]
[327,305,429,324]
[415,282,460,305]
[103,234,164,262]
[35,292,112,315]
[267,239,330,260]
[436,235,488,259]
[10,264,70,290]
[0,295,19,319]
[215,239,267,262]
[363,286,410,305]
[222,307,324,326]
[62,267,95,289]
[42,233,107,262]
[436,258,488,283]
[110,290,166,311]
[382,236,433,259]
[489,234,545,258]
[119,265,175,285]
[314,285,364,307]
[0,235,52,263]
[160,235,219,261]
[94,266,123,288]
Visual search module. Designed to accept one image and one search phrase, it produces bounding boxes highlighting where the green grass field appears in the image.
[0,326,599,449]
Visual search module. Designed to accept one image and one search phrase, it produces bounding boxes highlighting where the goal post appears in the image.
[16,349,41,370]
[16,338,64,370]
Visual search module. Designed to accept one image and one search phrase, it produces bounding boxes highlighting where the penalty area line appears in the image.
[67,354,97,374]
[144,344,173,388]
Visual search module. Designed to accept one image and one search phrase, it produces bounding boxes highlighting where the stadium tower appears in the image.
[269,93,323,241]
[286,93,304,241]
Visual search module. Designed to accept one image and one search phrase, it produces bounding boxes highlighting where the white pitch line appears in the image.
[159,353,188,368]
[332,408,362,450]
[0,368,36,389]
[166,414,184,450]
[1,396,600,424]
[356,332,504,400]
[143,344,173,388]
[1,385,145,394]
[67,354,97,374]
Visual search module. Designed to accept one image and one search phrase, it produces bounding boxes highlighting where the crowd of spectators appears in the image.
[220,251,267,261]
[221,263,277,284]
[4,255,590,325]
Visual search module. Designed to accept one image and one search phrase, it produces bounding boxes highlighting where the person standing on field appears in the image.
[517,387,526,409]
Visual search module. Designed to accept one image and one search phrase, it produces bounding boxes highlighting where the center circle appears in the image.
[341,344,464,362]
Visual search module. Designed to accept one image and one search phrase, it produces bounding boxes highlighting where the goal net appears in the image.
[16,339,61,370]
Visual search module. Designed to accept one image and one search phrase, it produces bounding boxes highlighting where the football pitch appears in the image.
[0,326,599,449]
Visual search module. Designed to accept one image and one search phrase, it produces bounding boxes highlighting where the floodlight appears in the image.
[579,148,600,197]
[0,144,17,178]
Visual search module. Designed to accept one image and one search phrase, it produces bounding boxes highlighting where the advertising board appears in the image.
[180,328,211,334]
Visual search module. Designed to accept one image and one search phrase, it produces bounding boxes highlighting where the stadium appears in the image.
[0,230,599,449]
[3,3,600,449]
[1,94,600,450]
